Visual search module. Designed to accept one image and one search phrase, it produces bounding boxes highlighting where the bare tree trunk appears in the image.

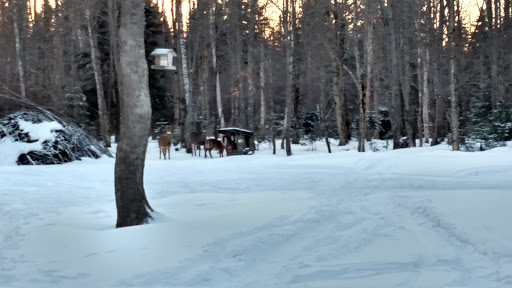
[247,0,257,130]
[372,75,380,139]
[115,0,153,228]
[283,0,292,156]
[291,0,302,144]
[177,0,193,152]
[417,39,424,147]
[209,1,225,128]
[259,39,266,132]
[380,0,402,149]
[332,59,348,146]
[354,0,368,153]
[431,0,445,146]
[87,4,111,147]
[201,52,209,131]
[328,0,348,146]
[11,2,26,99]
[399,35,413,146]
[108,0,119,141]
[448,0,460,150]
[422,48,430,144]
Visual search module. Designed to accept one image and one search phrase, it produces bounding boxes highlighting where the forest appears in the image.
[1,0,511,154]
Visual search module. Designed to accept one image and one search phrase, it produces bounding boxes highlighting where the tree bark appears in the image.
[247,0,257,130]
[399,31,413,147]
[259,39,266,133]
[291,0,302,144]
[422,48,430,144]
[177,0,193,152]
[328,0,348,146]
[11,1,26,100]
[209,1,225,128]
[448,0,460,150]
[115,0,153,228]
[380,0,402,149]
[283,0,293,156]
[86,4,111,147]
[431,0,445,146]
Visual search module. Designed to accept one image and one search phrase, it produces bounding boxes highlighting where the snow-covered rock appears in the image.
[0,110,112,165]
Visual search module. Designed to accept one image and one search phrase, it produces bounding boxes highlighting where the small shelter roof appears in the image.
[218,127,254,136]
[150,48,177,56]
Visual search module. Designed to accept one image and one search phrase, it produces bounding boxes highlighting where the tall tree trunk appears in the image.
[448,0,460,150]
[11,1,26,100]
[259,39,266,133]
[422,48,430,144]
[108,0,119,140]
[86,4,111,147]
[329,0,348,146]
[283,0,292,156]
[332,59,348,146]
[399,34,413,146]
[247,0,257,130]
[372,74,380,139]
[115,0,153,228]
[380,0,402,149]
[201,52,209,131]
[177,0,193,152]
[234,0,242,127]
[354,0,368,152]
[291,0,302,144]
[209,1,225,128]
[170,2,181,138]
[431,0,445,146]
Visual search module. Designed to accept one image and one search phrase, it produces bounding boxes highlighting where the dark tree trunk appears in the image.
[115,0,153,228]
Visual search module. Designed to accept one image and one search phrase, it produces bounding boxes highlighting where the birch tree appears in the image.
[176,0,193,152]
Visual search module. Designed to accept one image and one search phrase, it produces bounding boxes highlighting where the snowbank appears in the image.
[0,110,112,166]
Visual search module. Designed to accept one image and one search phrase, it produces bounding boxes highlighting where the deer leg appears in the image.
[159,148,162,159]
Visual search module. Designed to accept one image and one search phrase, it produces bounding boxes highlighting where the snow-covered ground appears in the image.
[1,138,512,288]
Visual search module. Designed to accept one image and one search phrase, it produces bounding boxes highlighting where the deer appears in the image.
[204,138,224,158]
[222,136,237,156]
[190,132,205,156]
[158,130,172,160]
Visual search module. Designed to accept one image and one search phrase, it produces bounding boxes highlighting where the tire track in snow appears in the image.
[112,193,386,288]
[394,197,506,287]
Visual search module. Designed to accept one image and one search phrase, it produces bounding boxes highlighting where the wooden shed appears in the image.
[218,128,255,156]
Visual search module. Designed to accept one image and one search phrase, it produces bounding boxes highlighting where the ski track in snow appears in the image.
[1,139,512,288]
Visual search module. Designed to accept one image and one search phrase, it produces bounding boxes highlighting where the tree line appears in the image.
[1,0,511,154]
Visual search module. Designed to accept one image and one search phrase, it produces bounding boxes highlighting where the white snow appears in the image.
[1,138,512,288]
[0,120,63,165]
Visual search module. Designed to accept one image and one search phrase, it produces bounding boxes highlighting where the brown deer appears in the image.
[223,136,237,156]
[190,132,205,156]
[204,138,224,158]
[158,132,172,160]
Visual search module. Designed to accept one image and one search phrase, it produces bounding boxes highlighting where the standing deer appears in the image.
[158,129,172,160]
[223,136,237,156]
[204,138,224,158]
[190,132,205,156]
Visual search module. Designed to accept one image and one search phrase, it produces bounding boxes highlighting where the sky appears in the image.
[32,0,485,32]
[154,0,485,31]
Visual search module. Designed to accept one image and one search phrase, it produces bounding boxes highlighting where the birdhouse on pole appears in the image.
[150,48,177,70]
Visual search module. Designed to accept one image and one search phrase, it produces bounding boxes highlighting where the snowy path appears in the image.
[1,140,512,287]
